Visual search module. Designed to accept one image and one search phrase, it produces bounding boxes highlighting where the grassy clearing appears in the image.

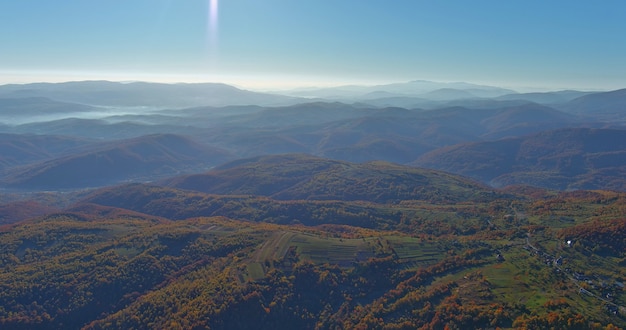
[250,231,377,267]
[113,247,141,258]
[253,231,298,262]
[246,262,265,281]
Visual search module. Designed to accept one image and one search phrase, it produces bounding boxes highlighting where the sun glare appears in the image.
[209,0,219,45]
[206,0,219,70]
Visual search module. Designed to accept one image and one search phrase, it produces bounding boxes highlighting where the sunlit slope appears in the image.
[1,191,625,328]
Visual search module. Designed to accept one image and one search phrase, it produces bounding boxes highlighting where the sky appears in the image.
[1,1,625,91]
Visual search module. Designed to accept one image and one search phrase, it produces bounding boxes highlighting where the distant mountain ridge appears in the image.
[284,80,516,101]
[0,81,303,108]
[496,90,593,104]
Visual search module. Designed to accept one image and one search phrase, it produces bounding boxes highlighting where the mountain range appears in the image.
[282,79,516,100]
[1,80,626,328]
[1,80,626,191]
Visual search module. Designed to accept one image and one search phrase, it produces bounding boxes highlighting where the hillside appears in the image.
[413,128,626,190]
[162,154,499,203]
[2,134,233,189]
[1,186,625,328]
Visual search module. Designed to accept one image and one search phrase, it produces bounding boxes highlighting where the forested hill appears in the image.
[161,154,500,203]
[2,187,626,328]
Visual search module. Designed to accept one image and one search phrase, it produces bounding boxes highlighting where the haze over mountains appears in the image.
[1,80,626,191]
[282,80,516,100]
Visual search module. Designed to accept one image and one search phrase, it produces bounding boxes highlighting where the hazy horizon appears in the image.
[2,1,626,92]
[0,77,620,95]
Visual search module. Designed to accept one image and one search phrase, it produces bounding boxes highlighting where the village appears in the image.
[521,233,625,318]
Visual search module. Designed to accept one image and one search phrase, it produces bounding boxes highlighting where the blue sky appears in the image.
[1,1,625,90]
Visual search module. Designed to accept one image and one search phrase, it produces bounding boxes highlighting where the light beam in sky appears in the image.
[208,0,219,60]
[210,0,218,33]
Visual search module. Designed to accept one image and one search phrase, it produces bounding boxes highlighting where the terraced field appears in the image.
[384,235,446,269]
[243,230,450,281]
